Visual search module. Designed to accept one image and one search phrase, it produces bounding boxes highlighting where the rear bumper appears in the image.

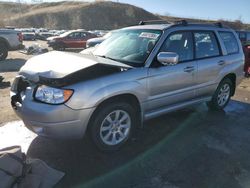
[11,87,95,139]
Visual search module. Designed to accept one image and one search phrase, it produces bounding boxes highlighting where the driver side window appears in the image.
[160,31,194,62]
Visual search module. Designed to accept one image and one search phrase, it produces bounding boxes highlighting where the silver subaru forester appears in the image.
[11,21,244,151]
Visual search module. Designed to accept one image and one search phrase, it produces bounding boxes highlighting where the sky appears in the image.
[1,0,250,23]
[118,0,250,23]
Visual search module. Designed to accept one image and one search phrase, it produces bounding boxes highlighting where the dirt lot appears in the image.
[0,41,250,188]
[0,40,81,124]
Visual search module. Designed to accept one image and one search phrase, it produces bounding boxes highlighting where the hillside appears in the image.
[0,1,249,30]
[0,1,159,30]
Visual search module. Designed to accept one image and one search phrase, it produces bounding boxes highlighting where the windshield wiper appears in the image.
[95,55,140,67]
[95,55,119,62]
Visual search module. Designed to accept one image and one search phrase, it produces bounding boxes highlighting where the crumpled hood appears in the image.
[19,51,131,83]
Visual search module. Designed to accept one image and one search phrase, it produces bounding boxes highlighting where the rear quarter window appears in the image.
[219,32,239,55]
[194,31,220,59]
[247,33,250,41]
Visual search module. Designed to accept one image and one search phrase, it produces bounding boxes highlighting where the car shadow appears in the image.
[0,58,26,72]
[25,100,250,188]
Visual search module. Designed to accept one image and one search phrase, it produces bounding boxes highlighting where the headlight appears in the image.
[34,85,73,104]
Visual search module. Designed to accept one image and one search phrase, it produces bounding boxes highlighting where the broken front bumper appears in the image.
[10,77,95,139]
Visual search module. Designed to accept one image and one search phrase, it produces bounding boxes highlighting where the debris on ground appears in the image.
[19,44,48,55]
[0,146,64,188]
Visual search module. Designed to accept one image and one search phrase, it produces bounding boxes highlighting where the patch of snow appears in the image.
[0,121,37,153]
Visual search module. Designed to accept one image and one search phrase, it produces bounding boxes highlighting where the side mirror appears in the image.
[157,52,179,66]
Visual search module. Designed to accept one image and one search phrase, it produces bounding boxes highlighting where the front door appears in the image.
[146,31,197,112]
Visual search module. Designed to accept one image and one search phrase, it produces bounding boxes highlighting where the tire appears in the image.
[90,102,137,151]
[207,78,233,110]
[52,42,66,51]
[52,45,65,51]
[0,43,8,61]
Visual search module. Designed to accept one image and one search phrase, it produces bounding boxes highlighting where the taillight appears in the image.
[247,46,250,49]
[17,33,23,42]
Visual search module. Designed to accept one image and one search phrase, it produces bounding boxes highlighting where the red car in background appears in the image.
[243,44,250,76]
[47,30,97,50]
[236,30,250,76]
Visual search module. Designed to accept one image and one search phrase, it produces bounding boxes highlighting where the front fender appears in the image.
[65,67,148,110]
[91,81,147,107]
[66,79,147,110]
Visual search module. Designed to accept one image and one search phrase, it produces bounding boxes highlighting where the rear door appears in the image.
[146,31,197,112]
[194,31,224,98]
[79,32,88,48]
[64,32,79,48]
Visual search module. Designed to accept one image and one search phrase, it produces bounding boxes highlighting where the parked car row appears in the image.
[14,28,109,42]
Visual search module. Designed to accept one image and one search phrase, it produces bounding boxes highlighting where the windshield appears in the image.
[93,29,162,67]
[60,30,72,37]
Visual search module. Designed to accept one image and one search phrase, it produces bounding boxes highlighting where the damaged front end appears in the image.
[11,51,132,108]
[38,63,128,87]
[11,76,31,109]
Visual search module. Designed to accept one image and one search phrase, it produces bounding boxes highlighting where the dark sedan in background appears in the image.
[22,32,36,41]
[86,31,113,48]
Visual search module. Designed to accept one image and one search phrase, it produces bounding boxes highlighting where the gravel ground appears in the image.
[0,40,81,124]
[0,41,250,188]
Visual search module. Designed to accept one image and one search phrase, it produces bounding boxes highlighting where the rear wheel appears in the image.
[207,78,233,110]
[0,43,8,61]
[90,102,136,151]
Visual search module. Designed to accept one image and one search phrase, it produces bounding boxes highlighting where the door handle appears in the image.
[184,66,195,73]
[218,61,226,66]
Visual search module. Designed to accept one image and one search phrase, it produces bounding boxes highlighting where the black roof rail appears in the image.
[171,20,228,28]
[214,22,223,28]
[174,19,188,26]
[138,19,228,29]
[138,20,171,25]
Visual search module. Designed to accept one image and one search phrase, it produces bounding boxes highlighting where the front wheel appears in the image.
[207,78,233,110]
[90,102,136,151]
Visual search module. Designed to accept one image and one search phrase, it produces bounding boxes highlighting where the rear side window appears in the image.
[219,32,239,55]
[160,31,194,62]
[247,33,250,41]
[194,31,220,59]
[239,32,246,39]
